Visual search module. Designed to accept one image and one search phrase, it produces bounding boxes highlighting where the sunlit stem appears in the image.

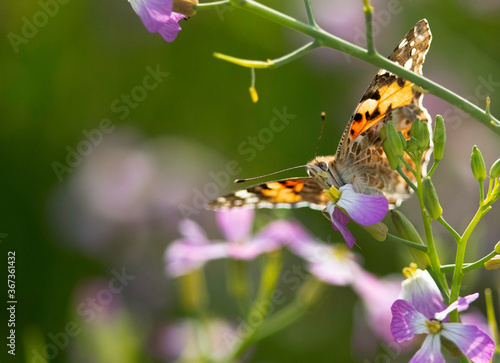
[363,0,376,55]
[437,216,460,243]
[194,0,230,10]
[440,250,498,273]
[214,41,319,69]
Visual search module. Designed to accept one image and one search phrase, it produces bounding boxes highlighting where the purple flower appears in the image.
[391,293,495,363]
[129,0,186,42]
[216,209,299,260]
[399,265,446,320]
[325,184,389,248]
[165,219,226,277]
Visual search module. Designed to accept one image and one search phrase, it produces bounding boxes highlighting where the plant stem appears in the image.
[415,164,449,296]
[303,0,318,28]
[226,0,500,135]
[214,40,319,69]
[385,232,428,252]
[396,166,418,192]
[363,0,376,55]
[437,216,461,243]
[194,0,230,10]
[427,160,439,177]
[449,205,486,322]
[440,250,497,273]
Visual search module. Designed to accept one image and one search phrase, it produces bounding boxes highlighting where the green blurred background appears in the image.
[2,0,500,362]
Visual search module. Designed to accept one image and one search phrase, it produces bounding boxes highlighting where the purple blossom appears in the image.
[129,0,186,42]
[391,294,495,363]
[325,184,388,248]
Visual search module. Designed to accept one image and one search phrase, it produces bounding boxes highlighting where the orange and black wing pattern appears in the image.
[206,177,327,210]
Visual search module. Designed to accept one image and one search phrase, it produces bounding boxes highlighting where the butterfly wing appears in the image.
[206,177,328,210]
[335,19,432,206]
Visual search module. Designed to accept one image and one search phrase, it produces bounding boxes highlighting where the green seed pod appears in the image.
[490,157,500,179]
[382,139,402,170]
[387,122,404,156]
[391,210,430,269]
[471,146,487,181]
[417,122,430,151]
[398,131,407,150]
[410,118,421,139]
[494,241,500,254]
[406,137,420,154]
[422,177,443,220]
[433,115,446,161]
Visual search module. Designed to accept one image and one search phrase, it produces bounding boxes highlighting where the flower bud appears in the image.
[173,0,198,17]
[484,255,500,271]
[471,146,487,181]
[433,115,446,161]
[490,157,500,179]
[382,139,402,170]
[495,241,500,254]
[406,137,420,154]
[398,131,407,149]
[423,177,443,219]
[360,222,387,241]
[417,122,430,151]
[391,210,429,268]
[387,122,404,156]
[410,118,421,139]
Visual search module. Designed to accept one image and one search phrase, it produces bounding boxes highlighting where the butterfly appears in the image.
[207,19,432,212]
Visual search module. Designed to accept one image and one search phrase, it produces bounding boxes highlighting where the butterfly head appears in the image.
[307,155,340,190]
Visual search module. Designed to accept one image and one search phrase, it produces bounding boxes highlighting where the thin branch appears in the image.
[385,233,428,252]
[303,0,319,28]
[194,0,230,10]
[437,216,461,243]
[363,0,376,55]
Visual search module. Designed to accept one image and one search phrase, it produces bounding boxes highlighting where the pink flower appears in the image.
[324,184,388,248]
[391,294,495,363]
[128,0,185,42]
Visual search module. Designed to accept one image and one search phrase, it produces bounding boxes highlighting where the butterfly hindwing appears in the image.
[206,177,328,210]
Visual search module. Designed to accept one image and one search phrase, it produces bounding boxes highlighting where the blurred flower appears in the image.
[391,293,494,363]
[128,0,187,42]
[166,209,311,276]
[399,264,446,320]
[324,184,388,248]
[152,318,235,362]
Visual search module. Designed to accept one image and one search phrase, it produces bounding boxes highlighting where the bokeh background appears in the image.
[2,0,500,362]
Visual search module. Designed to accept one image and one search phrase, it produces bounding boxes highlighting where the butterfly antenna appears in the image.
[315,112,326,157]
[235,165,307,183]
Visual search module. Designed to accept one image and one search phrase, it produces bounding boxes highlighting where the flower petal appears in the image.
[440,323,495,363]
[409,335,445,363]
[327,202,356,248]
[390,299,427,342]
[216,208,254,242]
[337,184,388,225]
[129,0,174,32]
[434,293,479,321]
[178,219,208,244]
[307,244,361,286]
[158,12,186,42]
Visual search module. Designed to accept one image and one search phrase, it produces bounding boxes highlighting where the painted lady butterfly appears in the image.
[207,19,432,211]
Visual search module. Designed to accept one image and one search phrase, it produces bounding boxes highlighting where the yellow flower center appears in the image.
[402,263,418,278]
[425,319,442,334]
[324,186,341,203]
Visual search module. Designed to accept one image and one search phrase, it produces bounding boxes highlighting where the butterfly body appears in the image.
[207,19,433,212]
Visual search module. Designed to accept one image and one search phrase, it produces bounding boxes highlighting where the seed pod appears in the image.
[471,146,487,181]
[433,115,446,161]
[391,210,430,269]
[490,158,500,179]
[423,177,443,220]
[387,122,404,156]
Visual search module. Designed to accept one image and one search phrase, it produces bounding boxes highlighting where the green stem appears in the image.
[194,0,230,10]
[485,288,500,352]
[396,166,418,192]
[225,252,283,361]
[479,180,485,203]
[415,165,449,296]
[449,206,486,322]
[398,155,418,176]
[258,276,326,340]
[440,250,497,273]
[363,0,376,55]
[226,0,500,135]
[385,232,428,252]
[214,41,319,69]
[437,216,461,243]
[427,160,439,177]
[303,0,318,28]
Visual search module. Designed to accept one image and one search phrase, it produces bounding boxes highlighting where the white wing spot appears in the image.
[235,190,255,199]
[410,40,415,47]
[411,48,416,56]
[399,38,408,48]
[404,58,413,70]
[234,200,243,206]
